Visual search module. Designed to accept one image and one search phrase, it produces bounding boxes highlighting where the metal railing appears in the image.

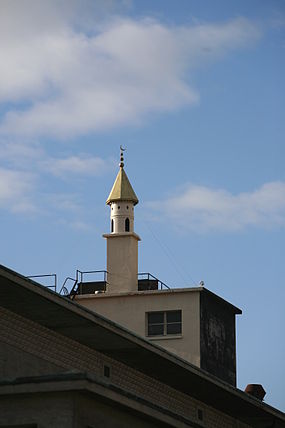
[28,270,171,296]
[138,272,170,290]
[67,270,108,299]
[26,274,57,292]
[76,269,108,284]
[59,277,77,296]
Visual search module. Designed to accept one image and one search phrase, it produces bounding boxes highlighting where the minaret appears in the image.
[103,148,140,293]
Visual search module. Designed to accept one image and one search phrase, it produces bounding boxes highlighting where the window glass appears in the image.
[147,311,164,336]
[148,324,164,336]
[166,310,181,323]
[148,312,164,324]
[167,323,182,335]
[147,310,182,336]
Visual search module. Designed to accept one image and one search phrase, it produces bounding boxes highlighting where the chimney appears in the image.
[245,384,266,401]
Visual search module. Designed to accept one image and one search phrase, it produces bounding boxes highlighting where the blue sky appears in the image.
[0,0,284,411]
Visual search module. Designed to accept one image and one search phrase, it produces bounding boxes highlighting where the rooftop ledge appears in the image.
[75,286,203,299]
[74,286,242,315]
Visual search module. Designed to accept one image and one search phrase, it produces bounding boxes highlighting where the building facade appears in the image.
[1,264,284,427]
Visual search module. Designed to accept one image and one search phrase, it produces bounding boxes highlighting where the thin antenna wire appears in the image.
[142,220,198,287]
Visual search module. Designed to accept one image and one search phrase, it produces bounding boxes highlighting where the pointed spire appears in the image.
[106,147,139,206]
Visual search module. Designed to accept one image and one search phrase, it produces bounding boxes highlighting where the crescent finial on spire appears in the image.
[119,145,126,168]
[106,146,138,205]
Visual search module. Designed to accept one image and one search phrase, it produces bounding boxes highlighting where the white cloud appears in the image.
[44,192,82,212]
[68,220,93,232]
[0,1,260,139]
[0,167,88,217]
[0,134,111,219]
[150,182,285,232]
[0,137,112,177]
[41,155,112,177]
[0,139,44,168]
[0,168,35,213]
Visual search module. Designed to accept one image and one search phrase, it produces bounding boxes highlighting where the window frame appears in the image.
[146,310,182,337]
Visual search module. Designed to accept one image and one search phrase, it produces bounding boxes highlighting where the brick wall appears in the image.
[0,306,251,428]
[0,341,66,379]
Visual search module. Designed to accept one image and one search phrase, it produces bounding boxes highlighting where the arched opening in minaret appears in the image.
[111,219,114,233]
[125,218,130,232]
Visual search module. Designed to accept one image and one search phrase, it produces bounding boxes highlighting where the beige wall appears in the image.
[104,233,139,293]
[76,290,201,366]
[110,201,135,233]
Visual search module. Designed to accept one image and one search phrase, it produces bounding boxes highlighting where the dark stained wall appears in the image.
[0,390,173,428]
[0,341,66,379]
[200,292,237,386]
[74,392,173,428]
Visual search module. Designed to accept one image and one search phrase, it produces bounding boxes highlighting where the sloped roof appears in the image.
[106,167,138,206]
[0,263,285,427]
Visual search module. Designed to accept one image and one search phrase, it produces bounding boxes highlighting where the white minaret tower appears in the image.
[103,148,140,293]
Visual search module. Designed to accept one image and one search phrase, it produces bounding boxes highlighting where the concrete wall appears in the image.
[110,201,135,233]
[104,233,139,293]
[76,291,201,366]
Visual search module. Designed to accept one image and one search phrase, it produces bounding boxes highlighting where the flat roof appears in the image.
[0,264,283,427]
[75,286,242,314]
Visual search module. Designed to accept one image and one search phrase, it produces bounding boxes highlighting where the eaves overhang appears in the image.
[0,264,284,428]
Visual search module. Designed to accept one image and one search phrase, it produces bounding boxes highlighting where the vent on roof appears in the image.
[245,384,266,401]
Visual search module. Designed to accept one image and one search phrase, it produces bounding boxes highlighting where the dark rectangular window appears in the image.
[166,310,182,334]
[197,409,204,421]
[147,310,182,336]
[148,311,164,336]
[104,365,110,378]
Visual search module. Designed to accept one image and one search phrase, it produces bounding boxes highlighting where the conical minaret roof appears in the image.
[106,149,139,206]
